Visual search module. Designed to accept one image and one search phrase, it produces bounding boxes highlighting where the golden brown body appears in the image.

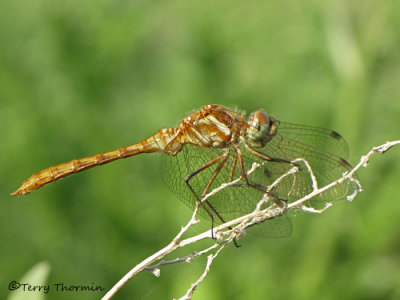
[12,104,245,196]
[12,104,357,238]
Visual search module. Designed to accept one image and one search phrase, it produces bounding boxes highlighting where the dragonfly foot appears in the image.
[273,196,288,211]
[233,238,241,248]
[292,161,303,171]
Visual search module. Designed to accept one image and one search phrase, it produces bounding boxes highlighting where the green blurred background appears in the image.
[1,0,400,299]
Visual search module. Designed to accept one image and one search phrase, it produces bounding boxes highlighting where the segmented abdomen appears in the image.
[11,128,179,195]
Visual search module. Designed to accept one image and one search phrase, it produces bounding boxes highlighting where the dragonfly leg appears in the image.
[199,150,242,247]
[241,138,300,169]
[185,152,230,239]
[235,145,254,186]
[228,153,238,182]
[245,144,292,165]
[234,145,288,209]
[201,150,230,197]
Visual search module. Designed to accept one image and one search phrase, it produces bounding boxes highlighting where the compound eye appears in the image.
[250,111,270,130]
[247,110,271,147]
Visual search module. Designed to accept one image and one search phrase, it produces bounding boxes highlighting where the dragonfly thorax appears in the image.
[178,104,237,149]
[246,110,276,148]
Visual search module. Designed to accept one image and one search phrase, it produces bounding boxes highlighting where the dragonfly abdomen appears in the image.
[11,128,180,196]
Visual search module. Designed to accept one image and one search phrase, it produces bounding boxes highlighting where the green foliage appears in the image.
[1,0,400,299]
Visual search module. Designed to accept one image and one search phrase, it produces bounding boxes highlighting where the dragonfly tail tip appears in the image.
[10,187,26,196]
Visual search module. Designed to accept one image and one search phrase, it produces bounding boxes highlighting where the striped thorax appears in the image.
[180,104,240,148]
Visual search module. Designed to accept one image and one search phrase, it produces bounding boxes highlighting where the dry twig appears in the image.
[102,140,400,300]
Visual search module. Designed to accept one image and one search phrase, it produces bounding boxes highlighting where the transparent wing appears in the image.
[160,144,292,238]
[160,120,357,238]
[250,121,358,206]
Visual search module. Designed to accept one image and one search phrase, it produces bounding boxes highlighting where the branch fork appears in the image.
[102,140,400,300]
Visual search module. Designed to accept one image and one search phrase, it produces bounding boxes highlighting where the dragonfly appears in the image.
[12,104,357,237]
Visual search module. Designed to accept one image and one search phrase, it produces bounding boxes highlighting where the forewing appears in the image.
[249,121,358,205]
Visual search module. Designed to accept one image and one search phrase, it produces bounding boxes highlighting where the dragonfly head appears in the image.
[246,110,277,147]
